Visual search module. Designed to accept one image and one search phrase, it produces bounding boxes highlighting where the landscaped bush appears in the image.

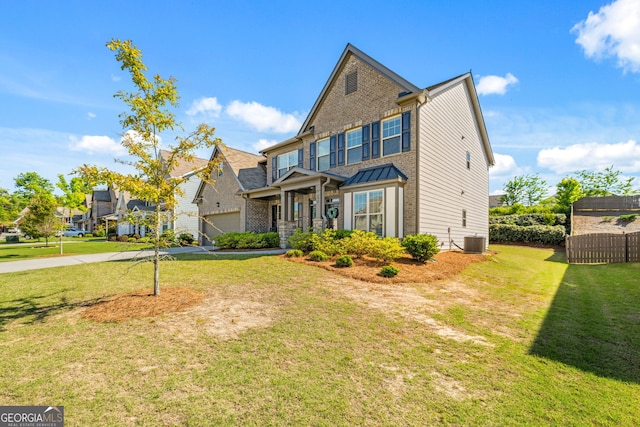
[128,237,137,243]
[313,229,346,256]
[489,203,567,216]
[368,237,405,262]
[380,265,399,278]
[489,213,566,227]
[334,229,353,240]
[161,229,177,243]
[489,224,566,246]
[308,250,328,262]
[178,233,195,246]
[132,233,141,240]
[137,237,151,243]
[84,233,93,238]
[287,229,316,253]
[117,235,129,242]
[402,233,440,263]
[343,230,379,258]
[335,255,353,268]
[619,214,638,222]
[285,249,303,258]
[216,231,280,249]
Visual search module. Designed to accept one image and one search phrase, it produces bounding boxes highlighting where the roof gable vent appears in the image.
[345,71,358,95]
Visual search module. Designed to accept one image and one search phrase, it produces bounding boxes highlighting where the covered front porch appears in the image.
[242,168,345,248]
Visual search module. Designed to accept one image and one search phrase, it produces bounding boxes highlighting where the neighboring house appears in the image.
[90,188,117,233]
[160,150,209,239]
[114,191,155,237]
[489,195,507,208]
[194,146,266,245]
[197,43,494,249]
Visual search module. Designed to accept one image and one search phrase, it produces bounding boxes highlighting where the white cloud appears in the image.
[87,112,96,119]
[252,138,279,152]
[68,135,127,156]
[186,97,223,117]
[537,140,640,174]
[572,0,640,73]
[226,100,302,133]
[476,73,519,95]
[111,74,121,82]
[490,153,520,177]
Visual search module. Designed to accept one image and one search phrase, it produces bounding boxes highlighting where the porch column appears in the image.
[278,189,297,248]
[313,178,326,232]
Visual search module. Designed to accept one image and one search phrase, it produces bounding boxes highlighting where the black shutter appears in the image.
[402,111,411,152]
[309,141,316,171]
[272,156,277,181]
[337,133,345,166]
[362,123,370,161]
[298,148,304,168]
[371,121,380,159]
[329,135,337,168]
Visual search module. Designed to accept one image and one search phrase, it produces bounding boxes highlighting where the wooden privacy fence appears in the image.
[566,231,640,264]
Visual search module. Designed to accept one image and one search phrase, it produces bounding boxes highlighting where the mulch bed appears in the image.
[81,287,204,323]
[283,250,489,284]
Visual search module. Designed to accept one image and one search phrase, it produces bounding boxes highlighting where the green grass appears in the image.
[0,246,638,425]
[0,239,152,262]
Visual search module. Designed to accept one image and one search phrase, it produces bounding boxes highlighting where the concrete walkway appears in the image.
[0,246,285,274]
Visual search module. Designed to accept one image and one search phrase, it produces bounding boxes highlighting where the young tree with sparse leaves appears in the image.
[501,174,548,206]
[575,165,637,197]
[21,193,59,246]
[76,39,222,296]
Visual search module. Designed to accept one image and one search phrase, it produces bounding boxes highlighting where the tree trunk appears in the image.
[153,205,161,296]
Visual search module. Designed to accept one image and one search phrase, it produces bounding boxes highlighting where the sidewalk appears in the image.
[0,246,285,274]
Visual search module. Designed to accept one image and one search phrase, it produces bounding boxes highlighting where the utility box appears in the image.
[5,235,19,243]
[464,236,486,254]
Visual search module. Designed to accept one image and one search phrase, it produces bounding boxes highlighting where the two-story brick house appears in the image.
[197,43,494,250]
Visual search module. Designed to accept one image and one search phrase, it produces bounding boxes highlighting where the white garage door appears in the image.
[202,212,241,245]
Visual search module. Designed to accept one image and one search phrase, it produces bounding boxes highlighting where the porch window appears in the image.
[382,115,401,156]
[277,150,298,177]
[354,190,383,236]
[317,138,330,171]
[347,128,362,164]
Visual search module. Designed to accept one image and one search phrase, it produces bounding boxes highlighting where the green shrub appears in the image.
[380,265,399,278]
[489,213,566,227]
[285,249,303,258]
[314,229,346,256]
[334,229,353,240]
[601,216,614,223]
[236,233,262,249]
[262,232,280,248]
[128,237,137,243]
[308,250,328,262]
[489,224,566,245]
[138,237,151,243]
[177,233,194,245]
[287,229,316,253]
[132,233,141,240]
[343,230,379,258]
[335,255,353,268]
[161,229,177,243]
[216,231,281,249]
[369,237,405,262]
[619,214,638,222]
[84,233,93,238]
[402,233,440,263]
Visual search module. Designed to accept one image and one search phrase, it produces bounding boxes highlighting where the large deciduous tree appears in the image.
[76,39,221,296]
[501,174,548,206]
[13,172,55,212]
[21,193,58,246]
[575,166,637,197]
[555,177,584,211]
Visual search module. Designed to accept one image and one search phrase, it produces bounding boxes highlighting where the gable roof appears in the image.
[342,163,408,187]
[299,43,421,135]
[160,149,209,178]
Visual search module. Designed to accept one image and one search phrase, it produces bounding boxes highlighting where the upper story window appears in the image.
[347,128,362,164]
[466,151,471,170]
[217,162,224,177]
[317,138,330,171]
[277,150,298,177]
[382,115,401,156]
[345,71,358,95]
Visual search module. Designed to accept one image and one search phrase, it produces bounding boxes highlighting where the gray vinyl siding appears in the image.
[417,81,489,250]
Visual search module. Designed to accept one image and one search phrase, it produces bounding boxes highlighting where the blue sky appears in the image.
[1,0,640,195]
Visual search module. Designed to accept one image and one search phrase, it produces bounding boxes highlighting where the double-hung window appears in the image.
[353,190,384,236]
[317,138,330,171]
[346,128,362,164]
[277,150,298,177]
[382,116,401,156]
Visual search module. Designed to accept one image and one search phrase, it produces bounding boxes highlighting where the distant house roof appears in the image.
[93,190,112,202]
[342,164,408,187]
[160,149,209,178]
[217,146,266,190]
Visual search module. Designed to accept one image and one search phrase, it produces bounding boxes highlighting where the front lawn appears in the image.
[0,239,153,262]
[0,246,637,425]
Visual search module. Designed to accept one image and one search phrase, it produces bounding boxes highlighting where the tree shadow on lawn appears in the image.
[530,261,640,383]
[0,288,103,332]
